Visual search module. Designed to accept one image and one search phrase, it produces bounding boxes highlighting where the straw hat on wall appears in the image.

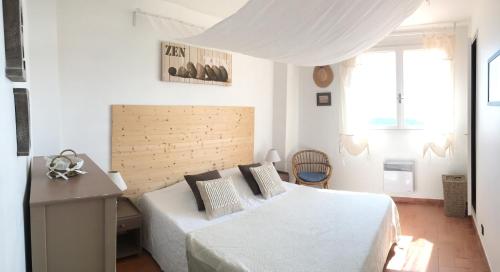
[313,66,334,88]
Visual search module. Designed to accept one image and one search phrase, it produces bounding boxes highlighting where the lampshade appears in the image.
[108,171,127,191]
[265,149,281,163]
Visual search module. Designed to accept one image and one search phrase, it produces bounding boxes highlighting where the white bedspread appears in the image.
[140,168,296,272]
[140,168,400,272]
[186,187,400,272]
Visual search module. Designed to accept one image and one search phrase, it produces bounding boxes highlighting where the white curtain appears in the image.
[338,58,370,156]
[423,34,455,60]
[423,133,454,157]
[421,34,455,158]
[179,0,423,66]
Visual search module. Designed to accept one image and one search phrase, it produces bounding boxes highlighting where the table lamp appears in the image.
[265,149,281,166]
[108,171,128,191]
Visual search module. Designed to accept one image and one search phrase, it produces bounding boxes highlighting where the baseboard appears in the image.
[471,213,493,272]
[391,196,444,206]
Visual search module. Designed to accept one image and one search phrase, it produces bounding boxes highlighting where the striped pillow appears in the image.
[250,165,286,199]
[196,176,244,220]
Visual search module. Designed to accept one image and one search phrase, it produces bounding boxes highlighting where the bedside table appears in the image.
[277,170,290,182]
[117,197,142,259]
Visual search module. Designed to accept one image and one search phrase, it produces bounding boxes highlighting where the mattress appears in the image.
[140,168,400,272]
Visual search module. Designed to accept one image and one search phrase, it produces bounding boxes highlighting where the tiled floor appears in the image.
[117,203,490,272]
[385,203,490,272]
[116,251,161,272]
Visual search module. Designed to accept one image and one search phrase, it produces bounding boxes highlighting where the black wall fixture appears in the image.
[3,0,26,82]
[13,88,30,156]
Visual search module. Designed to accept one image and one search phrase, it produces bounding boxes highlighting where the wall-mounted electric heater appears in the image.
[383,160,415,193]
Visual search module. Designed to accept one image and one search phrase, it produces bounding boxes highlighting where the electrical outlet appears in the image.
[481,224,484,236]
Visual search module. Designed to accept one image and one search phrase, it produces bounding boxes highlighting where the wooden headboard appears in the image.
[111,105,254,198]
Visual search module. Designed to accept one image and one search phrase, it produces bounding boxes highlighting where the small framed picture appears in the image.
[488,50,500,106]
[316,92,331,106]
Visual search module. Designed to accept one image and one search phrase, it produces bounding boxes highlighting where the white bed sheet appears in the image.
[186,187,400,272]
[139,168,297,272]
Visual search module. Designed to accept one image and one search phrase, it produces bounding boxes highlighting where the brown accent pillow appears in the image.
[238,163,262,195]
[185,170,221,211]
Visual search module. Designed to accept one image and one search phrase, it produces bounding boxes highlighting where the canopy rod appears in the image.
[391,20,465,36]
[396,20,467,32]
[390,31,455,37]
[132,8,205,30]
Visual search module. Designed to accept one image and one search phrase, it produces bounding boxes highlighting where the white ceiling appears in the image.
[163,0,474,26]
[401,0,474,26]
[162,0,248,18]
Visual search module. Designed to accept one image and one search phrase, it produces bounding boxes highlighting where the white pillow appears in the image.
[196,176,244,220]
[250,164,286,199]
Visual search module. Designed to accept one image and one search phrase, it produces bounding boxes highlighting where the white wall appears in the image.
[0,1,29,271]
[470,0,500,269]
[272,63,288,169]
[285,64,300,170]
[298,27,469,199]
[271,63,300,172]
[27,0,275,170]
[26,0,62,156]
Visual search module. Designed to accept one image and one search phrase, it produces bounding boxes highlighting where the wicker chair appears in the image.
[292,150,332,189]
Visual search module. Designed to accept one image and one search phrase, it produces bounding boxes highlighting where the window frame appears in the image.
[365,44,429,130]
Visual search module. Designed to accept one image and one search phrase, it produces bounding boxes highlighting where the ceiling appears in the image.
[164,0,473,26]
[401,0,474,26]
[162,0,248,18]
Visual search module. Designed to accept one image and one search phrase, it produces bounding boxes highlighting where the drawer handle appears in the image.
[119,224,126,228]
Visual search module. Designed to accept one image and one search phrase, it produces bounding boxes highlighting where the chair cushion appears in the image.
[298,172,326,182]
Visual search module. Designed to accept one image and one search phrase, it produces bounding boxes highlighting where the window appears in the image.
[346,51,397,128]
[344,46,453,130]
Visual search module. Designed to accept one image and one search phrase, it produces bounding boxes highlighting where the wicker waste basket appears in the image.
[442,175,467,217]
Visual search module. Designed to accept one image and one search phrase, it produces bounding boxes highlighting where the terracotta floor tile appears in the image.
[385,203,490,272]
[439,266,473,272]
[454,257,475,269]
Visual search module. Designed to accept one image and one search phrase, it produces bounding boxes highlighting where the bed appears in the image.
[139,167,400,272]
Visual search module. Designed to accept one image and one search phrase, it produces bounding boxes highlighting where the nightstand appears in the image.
[117,197,142,259]
[277,170,290,182]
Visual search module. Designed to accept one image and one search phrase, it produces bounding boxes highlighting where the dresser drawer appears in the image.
[117,217,141,232]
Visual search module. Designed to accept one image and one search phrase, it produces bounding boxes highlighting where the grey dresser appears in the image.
[30,154,122,272]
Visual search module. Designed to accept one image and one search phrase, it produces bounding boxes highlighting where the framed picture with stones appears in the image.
[161,41,232,86]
